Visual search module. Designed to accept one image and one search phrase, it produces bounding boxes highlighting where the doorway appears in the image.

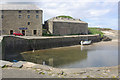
[33,30,37,35]
[10,30,13,35]
[22,30,25,36]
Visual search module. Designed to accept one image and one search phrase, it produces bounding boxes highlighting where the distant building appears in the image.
[0,4,43,36]
[44,17,88,35]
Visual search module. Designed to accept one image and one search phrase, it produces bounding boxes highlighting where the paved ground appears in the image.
[2,34,99,39]
[0,68,2,79]
[1,60,119,78]
[2,68,51,78]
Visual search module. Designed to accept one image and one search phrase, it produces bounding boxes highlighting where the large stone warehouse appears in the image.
[0,4,43,36]
[44,16,88,35]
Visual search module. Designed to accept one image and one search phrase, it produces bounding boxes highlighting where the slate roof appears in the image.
[0,4,41,10]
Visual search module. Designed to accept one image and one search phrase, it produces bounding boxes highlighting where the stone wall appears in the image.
[46,21,88,36]
[1,10,42,36]
[53,22,88,35]
[2,35,101,60]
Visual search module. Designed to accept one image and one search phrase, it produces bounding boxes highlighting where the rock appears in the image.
[0,63,5,68]
[97,69,100,71]
[80,71,86,74]
[12,61,25,68]
[52,74,57,77]
[23,62,36,68]
[36,69,41,71]
[74,71,86,74]
[0,60,13,68]
[51,68,63,74]
[102,36,112,41]
[103,73,107,75]
[56,71,67,76]
[61,71,64,75]
[63,73,67,76]
[107,70,110,72]
[32,64,52,71]
[39,71,47,75]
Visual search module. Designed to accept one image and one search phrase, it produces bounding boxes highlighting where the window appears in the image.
[27,15,30,18]
[33,30,37,35]
[36,15,39,18]
[1,10,4,13]
[19,15,22,18]
[27,10,30,13]
[1,15,3,19]
[28,22,30,25]
[36,11,39,13]
[19,10,21,13]
[10,30,13,35]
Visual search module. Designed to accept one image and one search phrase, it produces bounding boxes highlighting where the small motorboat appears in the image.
[81,40,91,45]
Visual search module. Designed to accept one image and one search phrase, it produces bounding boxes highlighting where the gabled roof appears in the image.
[47,17,87,24]
[0,4,41,10]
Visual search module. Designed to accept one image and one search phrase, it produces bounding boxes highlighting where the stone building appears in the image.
[44,17,88,35]
[0,4,43,36]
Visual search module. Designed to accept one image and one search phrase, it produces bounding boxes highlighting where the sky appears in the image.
[0,0,119,30]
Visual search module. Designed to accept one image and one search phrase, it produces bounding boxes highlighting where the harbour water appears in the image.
[21,41,118,68]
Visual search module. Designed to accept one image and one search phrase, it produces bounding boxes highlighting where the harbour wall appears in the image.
[2,35,101,60]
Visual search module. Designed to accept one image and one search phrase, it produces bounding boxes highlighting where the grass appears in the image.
[88,27,104,37]
[89,27,112,30]
[42,33,60,36]
[57,15,73,19]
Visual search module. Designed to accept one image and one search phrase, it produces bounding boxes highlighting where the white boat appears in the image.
[82,40,91,45]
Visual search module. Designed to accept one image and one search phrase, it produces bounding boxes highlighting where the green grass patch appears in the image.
[57,15,73,19]
[88,27,112,31]
[42,33,60,36]
[88,27,104,37]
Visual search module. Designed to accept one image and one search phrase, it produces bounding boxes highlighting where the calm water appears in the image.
[21,41,118,68]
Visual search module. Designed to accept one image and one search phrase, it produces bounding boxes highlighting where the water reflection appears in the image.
[21,42,118,68]
[2,40,118,68]
[21,46,88,67]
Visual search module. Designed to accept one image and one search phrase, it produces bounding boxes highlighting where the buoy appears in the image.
[81,41,83,46]
[43,61,45,65]
[32,49,35,52]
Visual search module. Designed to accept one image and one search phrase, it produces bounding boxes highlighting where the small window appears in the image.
[1,15,3,19]
[27,15,30,18]
[36,11,39,13]
[19,15,22,18]
[27,10,30,13]
[33,30,37,35]
[36,15,39,18]
[1,10,4,13]
[19,10,21,13]
[10,30,13,35]
[28,22,30,25]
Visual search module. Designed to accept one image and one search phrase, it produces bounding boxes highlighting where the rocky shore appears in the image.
[0,60,118,78]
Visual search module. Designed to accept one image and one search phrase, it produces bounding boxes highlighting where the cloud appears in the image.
[1,0,119,3]
[1,1,118,30]
[40,1,118,29]
[89,9,110,17]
